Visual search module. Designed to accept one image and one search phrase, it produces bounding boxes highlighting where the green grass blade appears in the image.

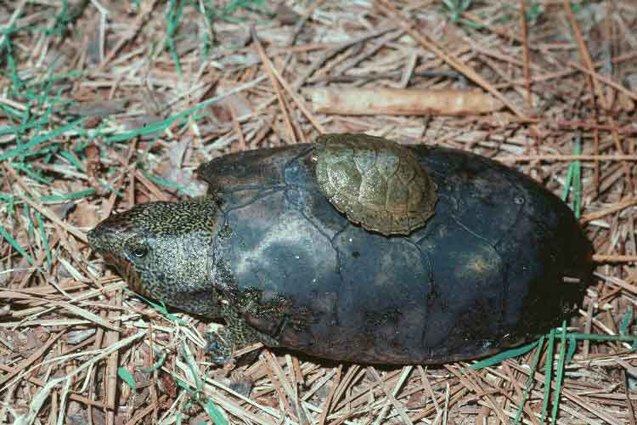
[165,0,184,77]
[0,223,35,265]
[204,399,228,425]
[567,333,637,343]
[0,193,16,214]
[0,102,23,119]
[470,338,541,370]
[105,114,180,143]
[105,78,258,144]
[551,323,568,424]
[40,188,96,203]
[3,39,24,90]
[133,291,187,325]
[59,150,86,172]
[514,335,545,424]
[0,116,51,136]
[620,307,633,336]
[117,367,137,390]
[141,171,186,193]
[541,328,556,422]
[12,163,53,185]
[0,118,85,161]
[139,350,167,373]
[181,342,203,391]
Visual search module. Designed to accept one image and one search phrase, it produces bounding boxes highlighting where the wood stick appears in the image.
[593,255,637,263]
[306,87,502,116]
[376,0,528,119]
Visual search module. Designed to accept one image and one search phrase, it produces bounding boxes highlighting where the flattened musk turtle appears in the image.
[88,133,591,365]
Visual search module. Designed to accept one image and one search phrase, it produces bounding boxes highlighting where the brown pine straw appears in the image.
[518,0,533,112]
[593,254,637,263]
[252,27,298,144]
[497,154,637,162]
[376,0,529,120]
[2,2,636,423]
[562,0,634,193]
[580,197,637,222]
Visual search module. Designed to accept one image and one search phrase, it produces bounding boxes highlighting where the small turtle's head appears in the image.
[88,198,223,317]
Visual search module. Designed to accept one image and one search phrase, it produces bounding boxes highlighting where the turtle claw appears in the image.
[205,329,234,365]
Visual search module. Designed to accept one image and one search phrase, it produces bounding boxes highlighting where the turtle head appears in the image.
[88,198,223,317]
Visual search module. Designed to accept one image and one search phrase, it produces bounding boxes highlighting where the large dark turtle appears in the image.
[88,133,591,365]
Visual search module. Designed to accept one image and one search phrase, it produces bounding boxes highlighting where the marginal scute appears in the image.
[314,133,438,235]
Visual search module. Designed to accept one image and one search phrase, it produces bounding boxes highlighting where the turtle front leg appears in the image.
[205,307,279,365]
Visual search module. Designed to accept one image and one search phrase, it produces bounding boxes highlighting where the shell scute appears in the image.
[353,149,377,174]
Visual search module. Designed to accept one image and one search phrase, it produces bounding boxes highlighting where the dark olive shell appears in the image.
[314,133,438,235]
[196,137,591,364]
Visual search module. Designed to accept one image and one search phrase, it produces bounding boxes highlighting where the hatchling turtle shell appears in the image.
[89,134,592,365]
[313,133,438,235]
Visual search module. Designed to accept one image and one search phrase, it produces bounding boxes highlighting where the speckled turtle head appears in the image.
[88,198,224,317]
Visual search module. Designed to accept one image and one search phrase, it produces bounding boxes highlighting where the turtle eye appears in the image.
[130,246,148,259]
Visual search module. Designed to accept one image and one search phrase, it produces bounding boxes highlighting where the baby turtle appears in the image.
[88,133,591,365]
[313,133,437,235]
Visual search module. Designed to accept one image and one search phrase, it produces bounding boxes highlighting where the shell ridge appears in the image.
[219,188,286,214]
[491,179,528,248]
[451,213,499,252]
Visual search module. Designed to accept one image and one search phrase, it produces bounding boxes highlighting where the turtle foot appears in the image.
[205,327,234,365]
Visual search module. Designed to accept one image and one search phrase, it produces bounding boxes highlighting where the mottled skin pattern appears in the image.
[88,199,222,316]
[89,136,591,365]
[314,134,438,235]
[87,198,278,361]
